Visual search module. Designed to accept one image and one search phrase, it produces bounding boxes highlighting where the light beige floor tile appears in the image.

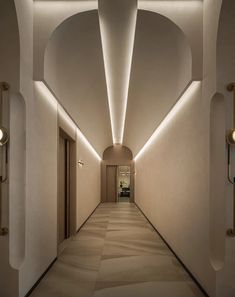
[94,281,205,297]
[29,203,206,297]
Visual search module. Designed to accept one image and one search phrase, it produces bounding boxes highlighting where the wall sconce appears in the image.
[78,160,84,166]
[0,127,9,146]
[227,129,235,146]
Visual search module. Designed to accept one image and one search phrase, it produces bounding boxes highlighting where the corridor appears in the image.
[31,203,204,297]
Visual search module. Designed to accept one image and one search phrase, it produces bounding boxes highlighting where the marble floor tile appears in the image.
[94,281,205,297]
[97,254,191,283]
[29,203,206,297]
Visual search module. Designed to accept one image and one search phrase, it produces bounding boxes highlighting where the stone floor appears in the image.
[30,203,205,297]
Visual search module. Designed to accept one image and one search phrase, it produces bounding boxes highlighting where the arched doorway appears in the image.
[101,145,135,203]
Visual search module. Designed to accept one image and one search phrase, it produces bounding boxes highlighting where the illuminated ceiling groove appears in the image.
[35,81,102,161]
[98,0,137,145]
[134,81,201,161]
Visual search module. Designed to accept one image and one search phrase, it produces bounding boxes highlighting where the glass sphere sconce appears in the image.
[0,127,9,146]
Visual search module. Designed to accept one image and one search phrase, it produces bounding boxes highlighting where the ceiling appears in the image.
[43,3,192,157]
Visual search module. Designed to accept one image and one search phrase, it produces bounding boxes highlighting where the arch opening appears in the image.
[101,145,135,203]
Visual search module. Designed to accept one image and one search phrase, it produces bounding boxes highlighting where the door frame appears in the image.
[57,127,76,251]
[106,165,118,202]
[117,165,131,202]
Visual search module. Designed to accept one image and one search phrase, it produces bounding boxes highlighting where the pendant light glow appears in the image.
[99,0,137,144]
[134,81,201,161]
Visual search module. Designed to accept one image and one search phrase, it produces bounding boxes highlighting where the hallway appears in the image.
[31,203,205,297]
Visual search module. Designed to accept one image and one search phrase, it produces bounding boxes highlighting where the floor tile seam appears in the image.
[91,206,111,295]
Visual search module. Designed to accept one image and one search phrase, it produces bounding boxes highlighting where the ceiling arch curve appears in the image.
[33,1,202,80]
[124,9,193,155]
[36,4,198,156]
[0,0,20,91]
[44,10,112,156]
[138,1,202,79]
[217,0,235,94]
[33,1,97,79]
[103,145,133,162]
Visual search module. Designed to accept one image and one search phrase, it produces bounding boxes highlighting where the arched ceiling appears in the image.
[124,10,192,155]
[44,10,112,156]
[40,3,199,157]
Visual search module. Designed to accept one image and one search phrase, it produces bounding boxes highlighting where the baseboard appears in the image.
[135,202,210,297]
[25,257,57,297]
[76,202,101,233]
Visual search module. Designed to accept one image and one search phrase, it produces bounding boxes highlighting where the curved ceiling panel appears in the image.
[99,0,137,145]
[124,10,192,156]
[44,10,112,156]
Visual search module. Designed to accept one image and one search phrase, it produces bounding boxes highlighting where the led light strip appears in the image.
[134,81,201,161]
[99,0,137,144]
[35,81,102,161]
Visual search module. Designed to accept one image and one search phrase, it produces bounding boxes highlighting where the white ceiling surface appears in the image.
[44,11,112,156]
[41,3,195,157]
[123,10,192,155]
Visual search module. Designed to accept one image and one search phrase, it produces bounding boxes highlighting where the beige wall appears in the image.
[3,1,235,297]
[135,2,235,297]
[44,10,112,157]
[124,10,192,154]
[14,82,101,297]
[134,83,217,295]
[0,1,24,297]
[76,128,101,229]
[18,82,58,297]
[2,2,101,295]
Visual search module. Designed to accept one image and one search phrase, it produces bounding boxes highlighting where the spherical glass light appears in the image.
[227,129,235,145]
[0,127,9,146]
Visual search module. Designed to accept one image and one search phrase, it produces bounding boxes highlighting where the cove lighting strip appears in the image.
[134,81,201,161]
[35,81,102,161]
[34,1,98,10]
[99,1,137,144]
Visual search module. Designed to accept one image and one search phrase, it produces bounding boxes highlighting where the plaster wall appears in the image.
[137,0,203,79]
[134,83,217,296]
[76,129,101,229]
[17,83,101,297]
[4,3,102,296]
[135,1,235,297]
[44,10,112,157]
[124,10,192,155]
[33,1,98,79]
[0,1,23,297]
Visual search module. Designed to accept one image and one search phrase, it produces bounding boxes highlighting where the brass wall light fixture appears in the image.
[0,126,9,146]
[78,160,84,166]
[227,129,235,145]
[226,82,235,237]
